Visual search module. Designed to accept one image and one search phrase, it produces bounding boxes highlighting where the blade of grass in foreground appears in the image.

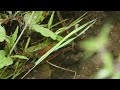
[21,19,96,79]
[56,19,96,50]
[36,19,96,65]
[55,12,87,35]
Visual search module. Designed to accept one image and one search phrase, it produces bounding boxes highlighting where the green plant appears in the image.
[0,11,96,79]
[21,15,96,79]
[80,21,120,79]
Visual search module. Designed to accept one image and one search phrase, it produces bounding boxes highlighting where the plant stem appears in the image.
[47,61,77,79]
[21,65,35,79]
[56,11,67,27]
[9,11,35,56]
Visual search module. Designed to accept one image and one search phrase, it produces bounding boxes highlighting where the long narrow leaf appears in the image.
[59,19,97,45]
[55,19,97,51]
[48,11,55,29]
[10,55,29,60]
[35,19,96,66]
[68,12,87,27]
[55,37,75,51]
[55,17,83,35]
[32,24,57,40]
[5,26,18,54]
[22,18,97,79]
[10,26,18,47]
[55,13,86,35]
[50,19,68,29]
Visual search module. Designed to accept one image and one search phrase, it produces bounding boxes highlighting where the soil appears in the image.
[24,11,120,79]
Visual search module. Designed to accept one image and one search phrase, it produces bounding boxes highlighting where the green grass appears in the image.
[0,11,96,79]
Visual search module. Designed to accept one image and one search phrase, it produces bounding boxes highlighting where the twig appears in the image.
[56,11,67,27]
[56,11,69,34]
[46,61,77,79]
[21,65,35,79]
[9,11,35,56]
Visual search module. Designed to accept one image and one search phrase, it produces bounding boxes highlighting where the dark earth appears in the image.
[24,11,120,79]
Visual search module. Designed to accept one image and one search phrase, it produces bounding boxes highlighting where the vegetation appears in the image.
[0,11,96,79]
[0,11,119,79]
[81,21,120,79]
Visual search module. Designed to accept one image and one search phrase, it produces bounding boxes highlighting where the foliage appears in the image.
[81,22,120,79]
[0,50,13,69]
[10,55,28,60]
[5,26,18,54]
[81,22,111,53]
[0,25,6,42]
[0,11,96,79]
[23,11,45,26]
[32,24,63,41]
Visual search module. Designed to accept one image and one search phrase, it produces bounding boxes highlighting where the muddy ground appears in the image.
[25,11,120,79]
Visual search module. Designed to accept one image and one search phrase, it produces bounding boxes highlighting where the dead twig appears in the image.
[47,61,77,79]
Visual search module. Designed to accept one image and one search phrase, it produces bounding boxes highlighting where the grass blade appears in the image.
[48,11,55,29]
[35,19,96,65]
[55,19,97,50]
[55,13,87,35]
[21,17,96,79]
